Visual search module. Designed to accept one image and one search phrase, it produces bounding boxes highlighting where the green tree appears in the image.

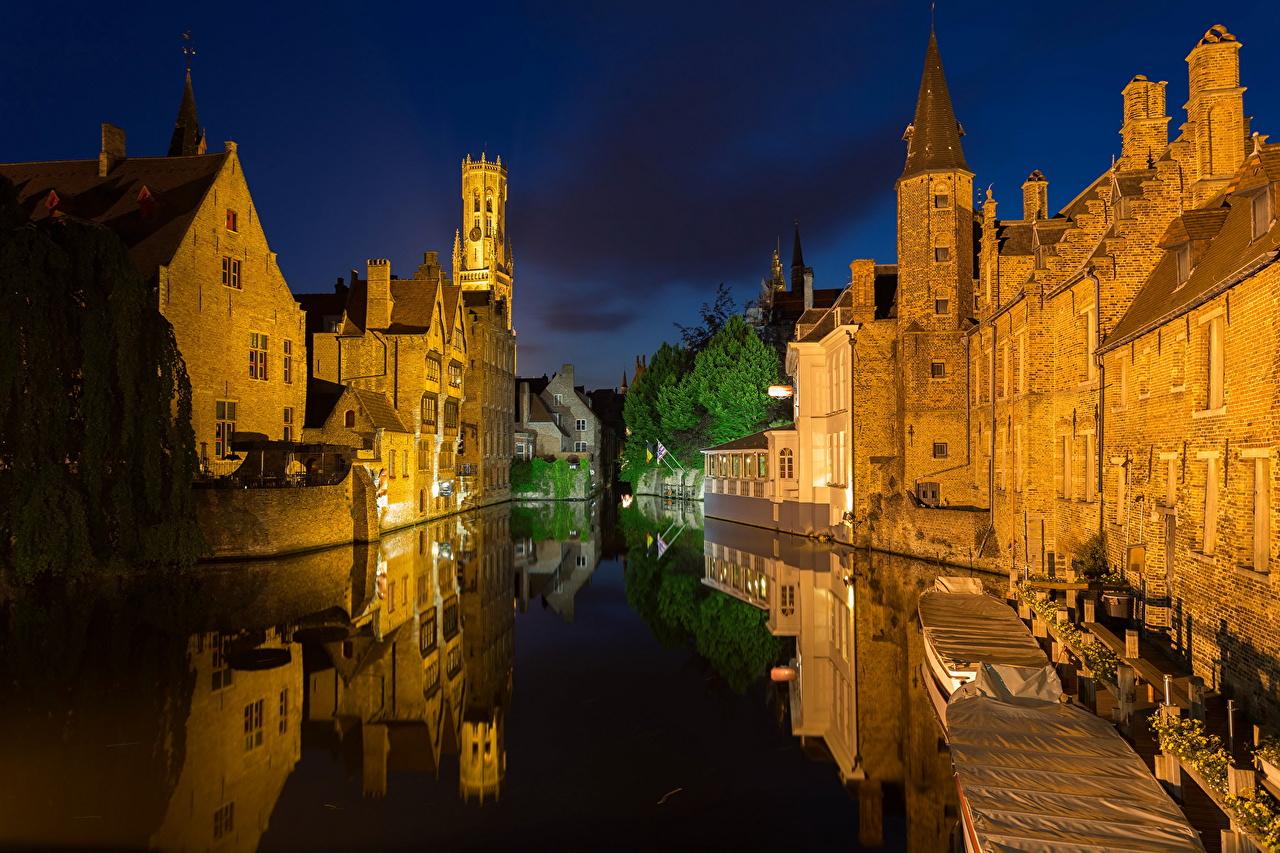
[621,342,691,481]
[674,282,736,354]
[0,191,203,583]
[688,315,781,444]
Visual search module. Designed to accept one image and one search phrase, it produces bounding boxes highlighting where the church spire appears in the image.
[900,31,968,180]
[167,68,206,157]
[789,220,808,292]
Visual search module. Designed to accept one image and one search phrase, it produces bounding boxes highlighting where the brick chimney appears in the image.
[519,381,530,424]
[1184,25,1247,206]
[98,123,125,177]
[803,269,814,311]
[851,259,877,311]
[1021,170,1048,220]
[366,258,392,330]
[1119,75,1169,169]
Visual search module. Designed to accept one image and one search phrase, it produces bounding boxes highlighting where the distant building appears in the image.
[514,364,601,469]
[0,69,308,473]
[748,224,848,359]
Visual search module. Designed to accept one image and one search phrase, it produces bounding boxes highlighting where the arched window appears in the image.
[473,194,480,213]
[486,196,493,214]
[344,409,356,429]
[779,448,794,480]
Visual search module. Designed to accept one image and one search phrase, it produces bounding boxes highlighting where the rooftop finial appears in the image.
[181,30,196,73]
[930,1,936,33]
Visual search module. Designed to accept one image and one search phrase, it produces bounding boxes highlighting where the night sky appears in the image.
[5,1,1278,389]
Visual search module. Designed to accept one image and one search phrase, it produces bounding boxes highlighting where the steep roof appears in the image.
[387,278,440,333]
[0,152,228,277]
[1103,145,1280,352]
[350,388,410,432]
[901,32,969,180]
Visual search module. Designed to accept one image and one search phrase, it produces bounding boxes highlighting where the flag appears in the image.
[645,444,654,464]
[656,534,669,559]
[655,441,668,464]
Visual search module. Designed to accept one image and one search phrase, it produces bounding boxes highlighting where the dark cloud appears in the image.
[538,301,638,334]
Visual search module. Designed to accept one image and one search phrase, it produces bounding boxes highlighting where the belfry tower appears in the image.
[452,153,513,329]
[895,30,976,506]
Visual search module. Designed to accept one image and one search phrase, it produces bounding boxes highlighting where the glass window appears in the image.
[283,340,293,384]
[225,209,238,232]
[779,448,794,479]
[344,409,356,429]
[221,256,241,289]
[933,442,949,459]
[931,361,945,378]
[421,394,438,426]
[1252,189,1271,242]
[249,333,268,381]
[731,455,741,477]
[934,246,951,262]
[935,299,949,315]
[426,357,442,383]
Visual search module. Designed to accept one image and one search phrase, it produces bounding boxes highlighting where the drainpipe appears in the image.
[846,329,857,545]
[1094,270,1106,540]
[988,325,997,527]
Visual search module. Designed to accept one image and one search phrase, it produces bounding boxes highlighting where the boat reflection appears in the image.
[701,517,962,850]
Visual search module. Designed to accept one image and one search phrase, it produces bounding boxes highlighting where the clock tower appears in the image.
[452,153,512,329]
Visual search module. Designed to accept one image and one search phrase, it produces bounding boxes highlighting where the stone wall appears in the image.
[633,467,703,500]
[196,466,378,559]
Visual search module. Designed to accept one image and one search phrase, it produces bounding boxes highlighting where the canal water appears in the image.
[0,497,970,851]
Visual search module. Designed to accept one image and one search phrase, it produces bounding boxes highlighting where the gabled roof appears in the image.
[1103,144,1280,352]
[386,278,440,333]
[0,152,228,277]
[304,379,410,432]
[901,32,969,179]
[350,388,410,432]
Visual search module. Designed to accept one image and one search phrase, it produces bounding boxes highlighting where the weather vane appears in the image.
[182,30,196,73]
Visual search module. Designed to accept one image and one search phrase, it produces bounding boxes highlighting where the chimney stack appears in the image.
[1021,170,1048,220]
[1184,25,1246,205]
[366,259,393,330]
[98,123,125,177]
[803,269,814,311]
[851,259,876,311]
[1119,75,1169,169]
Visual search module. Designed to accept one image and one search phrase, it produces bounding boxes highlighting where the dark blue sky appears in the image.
[4,2,1278,388]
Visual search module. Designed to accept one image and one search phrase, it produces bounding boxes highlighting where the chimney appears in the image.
[1119,75,1169,169]
[803,269,814,311]
[520,381,530,424]
[558,364,574,388]
[98,123,125,177]
[1021,170,1048,220]
[851,259,876,311]
[366,259,392,330]
[424,250,439,267]
[1184,25,1246,205]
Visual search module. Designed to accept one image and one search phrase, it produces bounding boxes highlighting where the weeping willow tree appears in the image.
[0,181,202,584]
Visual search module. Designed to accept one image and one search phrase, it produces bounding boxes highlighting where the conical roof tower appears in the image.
[168,69,206,157]
[901,32,968,179]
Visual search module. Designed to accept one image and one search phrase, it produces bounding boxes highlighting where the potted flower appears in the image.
[1257,737,1280,788]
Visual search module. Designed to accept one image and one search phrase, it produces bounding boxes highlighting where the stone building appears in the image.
[302,251,470,529]
[0,70,308,472]
[454,154,518,509]
[711,23,1279,719]
[749,224,846,358]
[515,364,602,468]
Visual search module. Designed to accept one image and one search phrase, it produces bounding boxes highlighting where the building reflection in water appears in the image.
[512,500,604,623]
[701,517,960,851]
[0,503,611,849]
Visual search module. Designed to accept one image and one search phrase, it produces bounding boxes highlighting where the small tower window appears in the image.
[344,410,356,428]
[473,194,480,213]
[934,246,951,262]
[934,299,949,315]
[930,361,946,378]
[934,193,950,208]
[933,442,949,459]
[486,196,493,214]
[225,209,238,232]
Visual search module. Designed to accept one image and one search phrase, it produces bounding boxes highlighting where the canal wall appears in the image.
[633,467,704,500]
[195,466,379,560]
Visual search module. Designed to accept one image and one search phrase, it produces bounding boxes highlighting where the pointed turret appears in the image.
[900,32,968,180]
[167,69,206,157]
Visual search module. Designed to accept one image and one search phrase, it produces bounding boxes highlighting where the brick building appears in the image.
[0,70,308,472]
[302,252,470,529]
[715,24,1278,719]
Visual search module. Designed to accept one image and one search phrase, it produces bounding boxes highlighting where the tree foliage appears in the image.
[0,195,203,584]
[674,282,736,354]
[622,309,782,479]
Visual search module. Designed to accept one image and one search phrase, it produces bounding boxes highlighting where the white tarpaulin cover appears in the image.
[948,674,1205,852]
[919,590,1049,675]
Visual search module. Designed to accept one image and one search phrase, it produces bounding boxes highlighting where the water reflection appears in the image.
[701,517,963,851]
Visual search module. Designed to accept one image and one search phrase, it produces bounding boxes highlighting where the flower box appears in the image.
[1101,592,1133,619]
[1259,752,1280,789]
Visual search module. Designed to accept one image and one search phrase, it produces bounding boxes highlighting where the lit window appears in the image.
[225,209,238,232]
[574,441,587,452]
[249,333,268,381]
[283,407,293,442]
[932,442,949,459]
[448,361,463,387]
[221,256,241,289]
[931,361,945,378]
[934,194,950,208]
[1252,189,1272,242]
[426,357,442,383]
[214,401,237,458]
[421,394,437,426]
[554,393,563,405]
[935,299,949,315]
[778,448,794,479]
[444,400,459,429]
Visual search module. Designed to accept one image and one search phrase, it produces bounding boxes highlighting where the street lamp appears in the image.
[767,385,794,399]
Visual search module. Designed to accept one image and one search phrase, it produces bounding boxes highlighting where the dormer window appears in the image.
[1252,188,1272,242]
[1174,243,1192,284]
